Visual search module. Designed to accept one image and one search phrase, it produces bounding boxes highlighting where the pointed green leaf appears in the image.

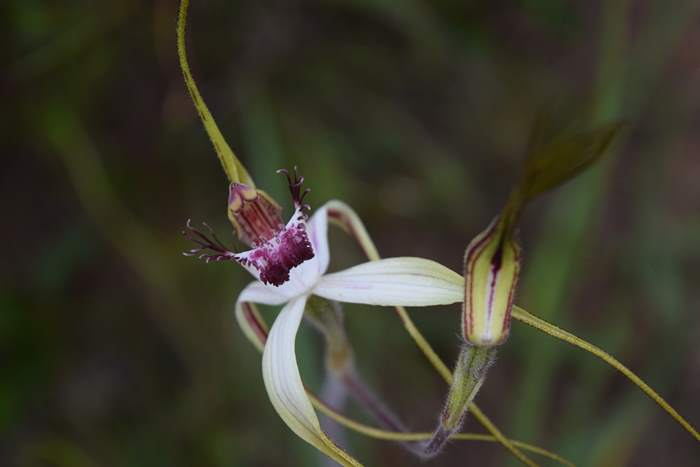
[519,122,623,200]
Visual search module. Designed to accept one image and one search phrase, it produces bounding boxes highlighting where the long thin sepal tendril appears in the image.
[512,306,700,443]
[176,0,254,186]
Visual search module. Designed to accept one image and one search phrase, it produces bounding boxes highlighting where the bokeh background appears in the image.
[3,0,700,466]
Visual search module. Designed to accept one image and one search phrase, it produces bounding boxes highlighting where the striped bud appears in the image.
[462,218,520,347]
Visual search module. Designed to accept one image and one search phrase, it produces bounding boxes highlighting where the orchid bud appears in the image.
[462,218,520,347]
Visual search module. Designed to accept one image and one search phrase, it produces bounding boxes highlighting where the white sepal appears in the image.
[262,296,362,466]
[314,257,464,306]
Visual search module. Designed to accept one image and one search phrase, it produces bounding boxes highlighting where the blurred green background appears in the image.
[3,0,700,465]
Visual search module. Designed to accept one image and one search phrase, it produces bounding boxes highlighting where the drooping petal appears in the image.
[262,296,362,466]
[314,257,463,306]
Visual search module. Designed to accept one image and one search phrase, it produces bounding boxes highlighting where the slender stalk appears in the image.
[176,0,254,186]
[512,306,700,442]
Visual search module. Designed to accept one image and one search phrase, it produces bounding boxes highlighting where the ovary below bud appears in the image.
[462,219,520,347]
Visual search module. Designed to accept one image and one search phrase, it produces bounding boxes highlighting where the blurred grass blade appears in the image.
[512,306,700,443]
[262,297,364,467]
[176,0,254,186]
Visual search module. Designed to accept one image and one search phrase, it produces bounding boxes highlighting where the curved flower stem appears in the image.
[309,395,575,467]
[176,0,254,186]
[237,301,569,465]
[512,306,700,443]
[325,200,539,466]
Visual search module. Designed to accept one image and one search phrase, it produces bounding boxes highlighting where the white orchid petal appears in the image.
[233,282,289,353]
[238,280,292,305]
[239,256,319,300]
[282,254,322,296]
[307,206,330,275]
[314,257,464,306]
[262,296,362,467]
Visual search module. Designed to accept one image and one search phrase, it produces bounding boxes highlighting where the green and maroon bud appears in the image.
[462,217,520,347]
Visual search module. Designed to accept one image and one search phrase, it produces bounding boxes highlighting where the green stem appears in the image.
[512,306,700,443]
[176,0,254,186]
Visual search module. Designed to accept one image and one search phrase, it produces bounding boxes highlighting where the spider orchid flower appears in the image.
[231,200,466,466]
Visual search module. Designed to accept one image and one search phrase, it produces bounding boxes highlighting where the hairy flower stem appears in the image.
[424,345,497,457]
[305,297,353,375]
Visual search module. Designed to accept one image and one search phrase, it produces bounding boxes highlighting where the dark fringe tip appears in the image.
[181,219,236,262]
[277,166,311,212]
